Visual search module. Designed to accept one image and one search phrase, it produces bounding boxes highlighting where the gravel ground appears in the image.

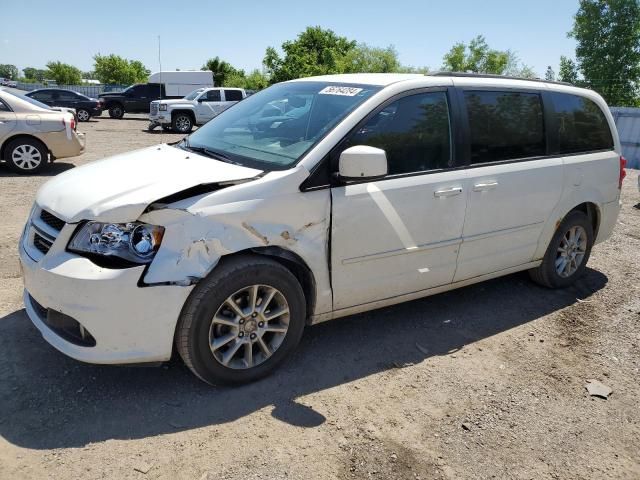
[0,115,639,480]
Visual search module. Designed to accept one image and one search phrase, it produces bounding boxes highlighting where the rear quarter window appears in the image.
[549,92,614,154]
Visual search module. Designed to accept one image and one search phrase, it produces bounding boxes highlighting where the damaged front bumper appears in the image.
[20,223,193,364]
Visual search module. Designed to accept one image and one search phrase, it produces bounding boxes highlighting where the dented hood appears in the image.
[36,144,262,223]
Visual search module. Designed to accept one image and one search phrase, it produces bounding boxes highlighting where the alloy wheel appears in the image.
[209,285,290,369]
[175,115,191,132]
[555,225,588,277]
[77,109,90,121]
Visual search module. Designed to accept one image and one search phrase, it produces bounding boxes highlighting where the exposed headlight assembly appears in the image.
[69,222,164,264]
[159,104,167,111]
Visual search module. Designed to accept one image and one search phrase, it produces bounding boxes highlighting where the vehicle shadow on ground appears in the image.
[0,268,607,449]
[0,162,75,177]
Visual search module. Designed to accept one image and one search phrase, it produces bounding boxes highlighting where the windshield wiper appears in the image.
[180,140,239,165]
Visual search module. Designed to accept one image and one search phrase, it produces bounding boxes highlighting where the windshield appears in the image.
[7,91,52,110]
[184,81,380,170]
[185,88,205,101]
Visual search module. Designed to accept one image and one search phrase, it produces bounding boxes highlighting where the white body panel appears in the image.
[19,73,623,365]
[149,88,246,126]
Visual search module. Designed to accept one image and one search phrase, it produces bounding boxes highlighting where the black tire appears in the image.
[176,255,306,385]
[172,113,193,133]
[108,104,124,119]
[4,138,49,174]
[76,108,91,122]
[529,210,594,288]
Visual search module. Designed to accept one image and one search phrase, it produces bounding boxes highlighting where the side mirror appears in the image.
[338,145,388,181]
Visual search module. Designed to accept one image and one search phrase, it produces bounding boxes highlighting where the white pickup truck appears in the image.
[149,87,246,133]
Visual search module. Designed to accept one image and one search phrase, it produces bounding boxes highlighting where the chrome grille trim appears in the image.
[23,206,67,261]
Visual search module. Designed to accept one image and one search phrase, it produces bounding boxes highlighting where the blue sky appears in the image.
[1,0,579,77]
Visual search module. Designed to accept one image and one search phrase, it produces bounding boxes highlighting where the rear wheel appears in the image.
[108,104,124,119]
[4,138,48,174]
[76,109,91,122]
[176,255,306,385]
[529,210,594,288]
[172,113,193,133]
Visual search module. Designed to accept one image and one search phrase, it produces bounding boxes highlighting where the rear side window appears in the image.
[224,90,243,101]
[549,92,613,154]
[464,91,545,163]
[347,91,452,174]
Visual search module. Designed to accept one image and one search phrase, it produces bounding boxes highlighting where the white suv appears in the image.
[20,73,624,384]
[149,87,246,133]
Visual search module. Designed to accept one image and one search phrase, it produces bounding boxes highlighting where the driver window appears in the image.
[347,91,452,175]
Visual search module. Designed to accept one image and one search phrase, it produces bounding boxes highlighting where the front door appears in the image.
[454,89,563,281]
[331,90,468,310]
[0,99,16,145]
[195,89,223,123]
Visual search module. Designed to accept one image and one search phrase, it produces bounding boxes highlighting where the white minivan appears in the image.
[20,73,624,384]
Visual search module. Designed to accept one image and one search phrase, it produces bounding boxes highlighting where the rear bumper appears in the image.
[47,130,85,159]
[595,198,622,244]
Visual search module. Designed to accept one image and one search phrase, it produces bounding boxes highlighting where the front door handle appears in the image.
[434,187,463,198]
[473,181,499,192]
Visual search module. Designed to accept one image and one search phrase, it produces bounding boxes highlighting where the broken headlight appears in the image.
[69,222,164,264]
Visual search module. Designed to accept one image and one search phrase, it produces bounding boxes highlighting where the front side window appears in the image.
[184,81,380,170]
[0,99,10,112]
[549,92,613,154]
[224,89,243,101]
[346,91,452,174]
[465,91,545,163]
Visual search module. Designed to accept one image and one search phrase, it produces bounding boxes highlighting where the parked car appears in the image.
[0,88,85,173]
[149,87,247,133]
[20,73,623,384]
[99,71,214,119]
[25,88,102,122]
[7,81,17,88]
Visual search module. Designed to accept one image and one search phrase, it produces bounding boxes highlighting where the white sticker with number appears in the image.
[319,86,363,96]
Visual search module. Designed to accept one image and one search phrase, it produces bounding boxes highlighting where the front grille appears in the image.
[33,232,53,254]
[40,210,65,231]
[150,103,158,115]
[23,206,66,261]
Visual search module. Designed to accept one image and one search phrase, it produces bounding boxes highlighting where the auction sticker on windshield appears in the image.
[319,86,363,96]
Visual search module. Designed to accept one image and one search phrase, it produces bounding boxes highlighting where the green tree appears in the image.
[570,0,640,105]
[545,66,555,81]
[93,54,150,84]
[0,64,19,79]
[558,56,580,84]
[201,56,237,86]
[263,26,356,83]
[504,51,537,78]
[45,61,82,84]
[22,67,47,82]
[442,35,509,74]
[338,44,401,73]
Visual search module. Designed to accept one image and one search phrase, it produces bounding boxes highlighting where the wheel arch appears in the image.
[568,202,600,238]
[1,134,49,160]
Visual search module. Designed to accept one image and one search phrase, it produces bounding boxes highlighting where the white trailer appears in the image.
[148,71,214,97]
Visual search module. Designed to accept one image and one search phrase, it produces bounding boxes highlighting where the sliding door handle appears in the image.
[434,187,463,198]
[473,181,499,192]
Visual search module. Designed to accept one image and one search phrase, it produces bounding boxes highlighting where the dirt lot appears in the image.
[0,115,639,480]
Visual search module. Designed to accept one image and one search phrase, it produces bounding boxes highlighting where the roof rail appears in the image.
[427,71,572,87]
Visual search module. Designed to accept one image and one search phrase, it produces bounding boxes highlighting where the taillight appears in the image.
[71,116,76,130]
[619,156,627,189]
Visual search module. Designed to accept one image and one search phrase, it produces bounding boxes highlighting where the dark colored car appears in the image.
[25,89,103,122]
[98,83,174,119]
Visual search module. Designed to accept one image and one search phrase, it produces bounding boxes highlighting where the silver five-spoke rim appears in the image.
[12,145,42,170]
[77,110,89,121]
[176,116,191,131]
[209,285,290,370]
[556,225,587,278]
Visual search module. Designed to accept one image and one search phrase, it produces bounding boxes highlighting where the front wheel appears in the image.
[529,210,594,288]
[172,113,193,133]
[4,138,48,174]
[176,255,306,385]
